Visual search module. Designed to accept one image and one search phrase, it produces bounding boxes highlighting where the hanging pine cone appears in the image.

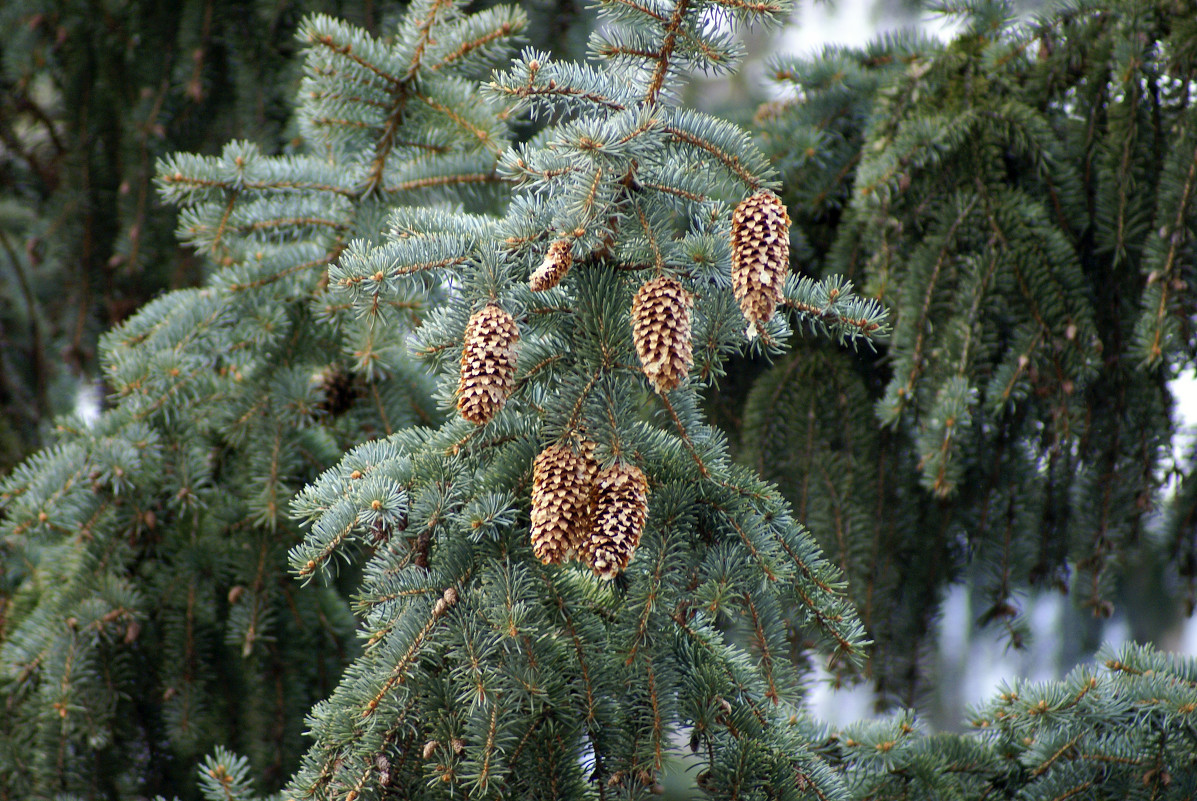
[581,462,648,579]
[315,365,362,417]
[731,190,791,336]
[631,275,693,394]
[457,303,519,425]
[529,239,573,292]
[529,442,597,564]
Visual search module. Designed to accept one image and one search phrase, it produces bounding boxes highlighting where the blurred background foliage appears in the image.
[0,0,374,472]
[734,0,1197,725]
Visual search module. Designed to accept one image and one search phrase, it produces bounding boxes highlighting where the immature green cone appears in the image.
[632,275,693,394]
[529,238,573,291]
[731,190,791,336]
[457,303,519,425]
[582,462,648,579]
[530,442,597,563]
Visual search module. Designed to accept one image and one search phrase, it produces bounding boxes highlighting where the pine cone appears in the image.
[315,365,362,416]
[457,304,519,425]
[632,275,693,394]
[582,462,648,579]
[731,191,791,336]
[529,239,573,292]
[530,442,597,564]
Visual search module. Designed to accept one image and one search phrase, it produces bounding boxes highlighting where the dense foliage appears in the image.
[0,0,391,473]
[2,0,1196,799]
[750,0,1197,705]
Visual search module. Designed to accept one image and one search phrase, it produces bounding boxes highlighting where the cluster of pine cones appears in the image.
[453,191,790,576]
[529,442,648,579]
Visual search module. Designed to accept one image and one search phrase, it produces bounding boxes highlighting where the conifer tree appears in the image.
[2,0,888,794]
[4,0,1197,799]
[0,2,530,795]
[278,0,887,793]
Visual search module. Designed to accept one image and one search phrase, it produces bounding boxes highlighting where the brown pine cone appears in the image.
[731,191,791,336]
[581,462,648,579]
[530,442,597,564]
[457,304,519,425]
[632,275,694,394]
[530,239,573,292]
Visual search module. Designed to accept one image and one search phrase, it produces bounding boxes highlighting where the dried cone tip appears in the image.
[632,275,693,394]
[731,191,791,337]
[530,442,597,564]
[582,462,648,579]
[457,304,519,425]
[529,239,573,292]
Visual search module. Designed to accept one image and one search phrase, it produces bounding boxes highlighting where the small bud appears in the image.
[423,740,439,760]
[377,754,391,786]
